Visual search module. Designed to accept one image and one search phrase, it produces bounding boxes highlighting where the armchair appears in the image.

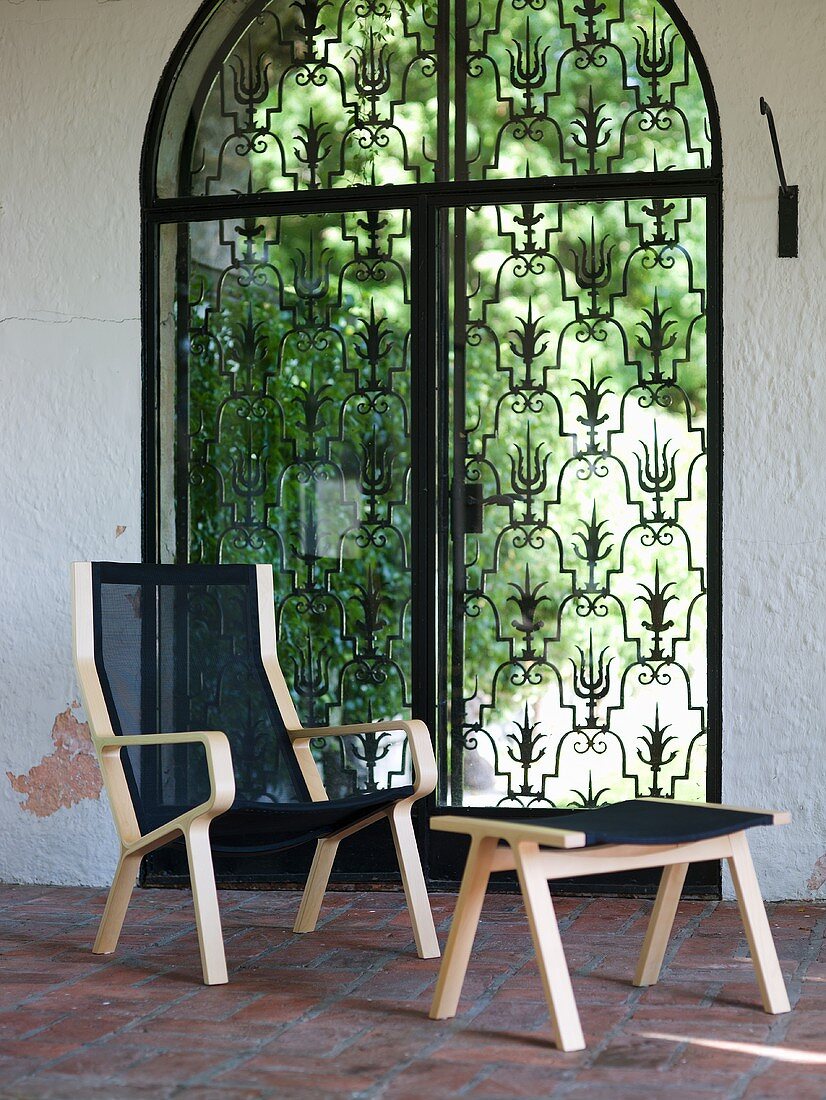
[71,561,439,985]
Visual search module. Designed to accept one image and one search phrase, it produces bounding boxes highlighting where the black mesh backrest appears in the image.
[91,563,310,832]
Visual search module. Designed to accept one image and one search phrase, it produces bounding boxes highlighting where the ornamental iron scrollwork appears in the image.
[186,0,711,194]
[189,0,440,195]
[158,0,717,809]
[466,0,711,179]
[182,210,413,796]
[451,197,708,807]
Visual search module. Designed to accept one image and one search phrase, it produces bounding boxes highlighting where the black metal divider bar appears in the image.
[144,172,721,224]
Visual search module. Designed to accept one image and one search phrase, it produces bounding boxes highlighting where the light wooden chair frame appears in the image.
[429,806,791,1051]
[71,562,440,986]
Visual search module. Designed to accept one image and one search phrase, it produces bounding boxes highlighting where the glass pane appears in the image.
[464,0,712,180]
[159,210,414,796]
[186,0,440,196]
[445,196,708,807]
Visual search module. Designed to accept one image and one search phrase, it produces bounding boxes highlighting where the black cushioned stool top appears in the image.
[520,800,774,847]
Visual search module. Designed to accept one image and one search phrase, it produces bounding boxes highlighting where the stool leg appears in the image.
[513,842,585,1052]
[634,862,688,987]
[727,831,790,1014]
[430,835,497,1020]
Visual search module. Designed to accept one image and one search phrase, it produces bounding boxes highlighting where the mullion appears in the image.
[410,196,440,868]
[410,198,438,740]
[434,203,452,810]
[705,184,723,813]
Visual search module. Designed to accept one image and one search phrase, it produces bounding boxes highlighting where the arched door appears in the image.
[142,0,721,888]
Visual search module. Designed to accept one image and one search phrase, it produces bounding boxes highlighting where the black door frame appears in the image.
[140,1,723,894]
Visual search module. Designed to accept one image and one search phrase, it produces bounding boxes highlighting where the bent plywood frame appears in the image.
[430,810,791,1051]
[71,562,440,985]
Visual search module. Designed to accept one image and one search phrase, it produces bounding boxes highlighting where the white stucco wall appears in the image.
[0,0,823,897]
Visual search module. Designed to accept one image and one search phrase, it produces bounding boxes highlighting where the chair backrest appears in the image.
[72,562,312,831]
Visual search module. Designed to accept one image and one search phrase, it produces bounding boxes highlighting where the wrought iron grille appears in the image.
[447,196,709,807]
[179,210,414,796]
[145,0,720,811]
[463,0,712,179]
[187,0,441,194]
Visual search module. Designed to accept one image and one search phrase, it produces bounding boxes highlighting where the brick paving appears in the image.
[0,884,824,1099]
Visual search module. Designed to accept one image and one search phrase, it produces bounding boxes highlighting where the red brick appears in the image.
[0,884,823,1098]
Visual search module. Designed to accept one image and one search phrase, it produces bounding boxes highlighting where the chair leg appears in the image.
[727,831,790,1014]
[389,806,440,959]
[185,821,228,986]
[294,837,339,934]
[93,850,142,955]
[430,835,497,1020]
[634,861,689,987]
[513,842,586,1053]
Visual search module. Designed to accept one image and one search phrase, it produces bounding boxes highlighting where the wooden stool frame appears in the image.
[430,805,791,1052]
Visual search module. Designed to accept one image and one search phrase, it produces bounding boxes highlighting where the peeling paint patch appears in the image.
[6,704,102,817]
[115,525,126,538]
[807,855,826,893]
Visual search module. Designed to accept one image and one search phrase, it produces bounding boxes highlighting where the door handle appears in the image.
[462,482,484,534]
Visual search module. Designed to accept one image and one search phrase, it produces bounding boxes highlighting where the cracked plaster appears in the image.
[0,0,824,896]
[7,704,102,817]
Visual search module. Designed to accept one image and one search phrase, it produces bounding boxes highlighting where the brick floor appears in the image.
[0,885,824,1099]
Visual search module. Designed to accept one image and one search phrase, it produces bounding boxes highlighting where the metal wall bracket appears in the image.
[760,97,799,258]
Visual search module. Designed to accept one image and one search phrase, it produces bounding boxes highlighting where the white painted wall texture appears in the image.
[0,0,823,897]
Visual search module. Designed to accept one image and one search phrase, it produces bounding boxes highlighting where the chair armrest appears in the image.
[289,720,436,801]
[96,731,236,852]
[639,797,790,825]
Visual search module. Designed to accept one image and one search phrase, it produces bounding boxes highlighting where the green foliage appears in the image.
[176,0,713,805]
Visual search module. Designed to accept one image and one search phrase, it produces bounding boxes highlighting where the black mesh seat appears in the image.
[73,561,439,984]
[144,786,415,854]
[522,800,775,847]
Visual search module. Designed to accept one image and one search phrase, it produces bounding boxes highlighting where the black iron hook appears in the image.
[760,97,791,196]
[759,97,798,257]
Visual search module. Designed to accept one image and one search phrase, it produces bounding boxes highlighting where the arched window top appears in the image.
[147,0,720,201]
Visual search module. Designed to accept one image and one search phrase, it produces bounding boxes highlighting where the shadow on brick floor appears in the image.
[0,886,824,1099]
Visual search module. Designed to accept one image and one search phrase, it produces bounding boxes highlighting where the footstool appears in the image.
[429,798,791,1051]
